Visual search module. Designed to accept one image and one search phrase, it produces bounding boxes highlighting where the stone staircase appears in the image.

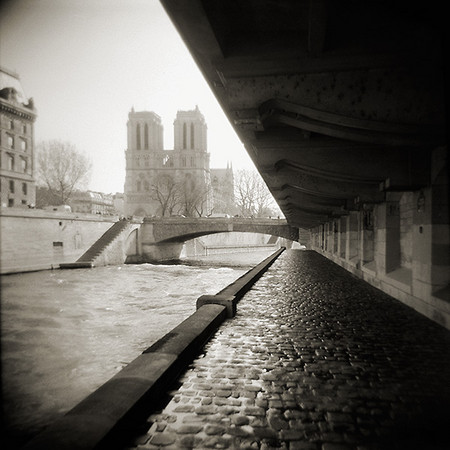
[60,220,130,269]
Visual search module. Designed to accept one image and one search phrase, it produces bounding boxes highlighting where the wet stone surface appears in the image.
[125,250,450,450]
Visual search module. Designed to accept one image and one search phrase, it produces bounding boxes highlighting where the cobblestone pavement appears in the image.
[124,250,450,450]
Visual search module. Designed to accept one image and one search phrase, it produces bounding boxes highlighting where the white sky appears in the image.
[0,0,255,194]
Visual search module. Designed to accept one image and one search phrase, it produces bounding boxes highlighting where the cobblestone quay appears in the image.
[123,250,450,450]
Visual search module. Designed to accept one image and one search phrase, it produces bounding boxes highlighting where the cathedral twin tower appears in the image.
[124,106,232,217]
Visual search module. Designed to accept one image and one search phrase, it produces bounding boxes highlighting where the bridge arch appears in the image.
[136,217,299,262]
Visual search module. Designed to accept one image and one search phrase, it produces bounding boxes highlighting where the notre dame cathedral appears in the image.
[124,106,234,217]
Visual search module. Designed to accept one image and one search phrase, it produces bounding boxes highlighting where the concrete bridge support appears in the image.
[140,242,185,262]
[309,168,450,330]
[132,221,185,262]
[348,212,359,262]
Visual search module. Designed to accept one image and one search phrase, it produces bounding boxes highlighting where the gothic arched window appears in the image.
[144,124,149,149]
[136,124,141,150]
[190,123,195,149]
[183,123,187,149]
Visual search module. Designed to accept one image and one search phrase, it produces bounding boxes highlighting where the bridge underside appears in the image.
[160,0,449,328]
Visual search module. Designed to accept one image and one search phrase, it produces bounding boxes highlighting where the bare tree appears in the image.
[150,174,181,217]
[36,140,91,205]
[234,169,277,217]
[179,174,212,217]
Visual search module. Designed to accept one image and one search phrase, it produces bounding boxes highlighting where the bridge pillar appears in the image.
[339,216,347,259]
[361,206,375,266]
[141,242,184,263]
[347,212,359,261]
[138,221,185,262]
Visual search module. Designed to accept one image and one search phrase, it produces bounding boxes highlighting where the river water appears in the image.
[1,250,274,447]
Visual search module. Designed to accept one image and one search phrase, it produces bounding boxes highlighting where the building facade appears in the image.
[0,67,37,208]
[124,106,233,217]
[68,190,115,215]
[210,163,235,215]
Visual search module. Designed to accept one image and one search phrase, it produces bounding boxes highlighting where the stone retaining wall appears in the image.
[0,208,118,274]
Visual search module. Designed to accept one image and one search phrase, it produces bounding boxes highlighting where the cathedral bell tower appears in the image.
[124,109,164,217]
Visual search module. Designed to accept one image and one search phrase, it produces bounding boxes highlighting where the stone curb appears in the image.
[197,247,285,317]
[21,247,285,449]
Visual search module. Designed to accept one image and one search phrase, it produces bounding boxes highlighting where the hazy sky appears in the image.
[1,0,255,193]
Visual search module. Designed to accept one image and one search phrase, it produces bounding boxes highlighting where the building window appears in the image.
[183,123,187,149]
[144,180,149,191]
[23,124,27,134]
[9,180,14,193]
[8,198,14,207]
[21,157,27,173]
[22,182,27,195]
[136,123,141,150]
[21,138,27,151]
[7,135,14,149]
[182,156,186,167]
[190,123,194,149]
[9,120,14,130]
[22,199,27,205]
[144,123,149,149]
[7,154,14,171]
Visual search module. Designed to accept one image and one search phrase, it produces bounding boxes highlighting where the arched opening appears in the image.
[144,123,149,149]
[180,231,285,261]
[183,123,187,149]
[136,123,141,150]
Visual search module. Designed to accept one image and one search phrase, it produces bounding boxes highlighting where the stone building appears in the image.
[210,163,235,215]
[68,190,115,215]
[0,67,37,208]
[124,106,233,217]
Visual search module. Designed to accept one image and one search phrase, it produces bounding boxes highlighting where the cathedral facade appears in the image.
[124,106,233,217]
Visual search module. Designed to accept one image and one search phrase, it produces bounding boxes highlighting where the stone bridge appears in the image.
[128,217,299,262]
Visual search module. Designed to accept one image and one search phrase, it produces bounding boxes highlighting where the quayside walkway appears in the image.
[119,250,450,450]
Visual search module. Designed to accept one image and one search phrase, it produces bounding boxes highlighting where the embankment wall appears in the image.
[0,208,118,274]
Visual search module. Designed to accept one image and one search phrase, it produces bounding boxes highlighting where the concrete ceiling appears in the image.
[160,0,447,229]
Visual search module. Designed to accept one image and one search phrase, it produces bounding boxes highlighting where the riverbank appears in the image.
[17,248,284,450]
[1,249,280,449]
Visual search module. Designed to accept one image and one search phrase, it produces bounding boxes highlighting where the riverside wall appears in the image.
[0,208,118,274]
[0,210,283,274]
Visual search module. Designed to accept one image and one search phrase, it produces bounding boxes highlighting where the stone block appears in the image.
[197,294,237,318]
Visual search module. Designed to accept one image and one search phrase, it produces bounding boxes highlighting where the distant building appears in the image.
[113,192,124,215]
[68,190,115,215]
[210,163,235,215]
[0,67,37,208]
[124,106,234,217]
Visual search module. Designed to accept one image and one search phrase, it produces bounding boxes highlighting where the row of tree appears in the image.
[35,139,281,218]
[149,173,210,217]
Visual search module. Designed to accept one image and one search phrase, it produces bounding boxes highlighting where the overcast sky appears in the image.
[1,0,255,194]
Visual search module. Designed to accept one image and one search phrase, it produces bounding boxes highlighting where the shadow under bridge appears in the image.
[132,217,299,263]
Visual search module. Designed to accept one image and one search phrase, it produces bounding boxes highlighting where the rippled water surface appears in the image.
[1,251,274,445]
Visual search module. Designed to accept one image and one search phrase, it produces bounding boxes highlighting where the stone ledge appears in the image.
[59,262,94,269]
[197,294,237,318]
[196,248,285,318]
[218,247,285,300]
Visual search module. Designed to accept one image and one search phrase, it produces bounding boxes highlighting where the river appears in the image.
[0,250,275,448]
